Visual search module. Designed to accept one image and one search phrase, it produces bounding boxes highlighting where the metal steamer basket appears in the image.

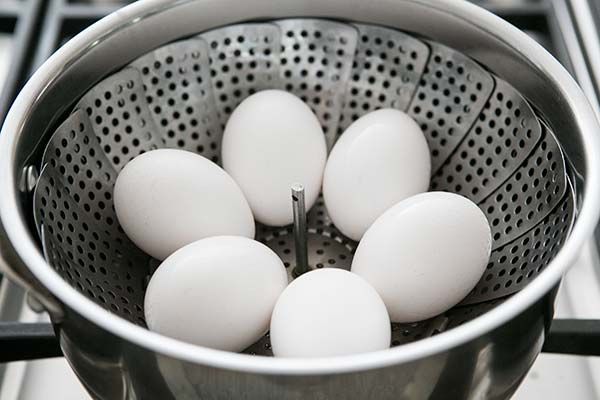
[0,0,600,399]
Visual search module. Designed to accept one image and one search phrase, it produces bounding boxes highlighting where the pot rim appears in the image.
[1,0,599,375]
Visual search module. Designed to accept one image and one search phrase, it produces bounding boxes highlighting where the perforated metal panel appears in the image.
[36,180,148,326]
[261,229,354,279]
[338,24,429,131]
[391,316,447,346]
[244,331,274,356]
[444,298,506,329]
[408,41,495,172]
[75,68,164,172]
[479,123,566,249]
[462,184,574,305]
[202,23,282,128]
[130,39,222,162]
[431,77,543,203]
[306,194,340,232]
[389,299,507,347]
[39,110,119,231]
[277,19,358,149]
[34,111,150,325]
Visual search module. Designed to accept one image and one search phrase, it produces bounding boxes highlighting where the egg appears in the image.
[222,90,327,226]
[270,269,390,358]
[323,109,430,241]
[351,192,491,323]
[114,149,254,260]
[145,236,288,352]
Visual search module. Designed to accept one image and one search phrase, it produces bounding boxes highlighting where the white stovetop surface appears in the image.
[1,240,599,400]
[513,240,600,399]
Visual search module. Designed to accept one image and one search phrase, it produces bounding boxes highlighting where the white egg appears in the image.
[270,269,390,358]
[145,236,288,352]
[222,90,327,226]
[114,149,254,260]
[352,192,491,323]
[323,109,430,241]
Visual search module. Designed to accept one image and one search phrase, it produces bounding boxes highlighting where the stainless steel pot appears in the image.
[0,0,599,399]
